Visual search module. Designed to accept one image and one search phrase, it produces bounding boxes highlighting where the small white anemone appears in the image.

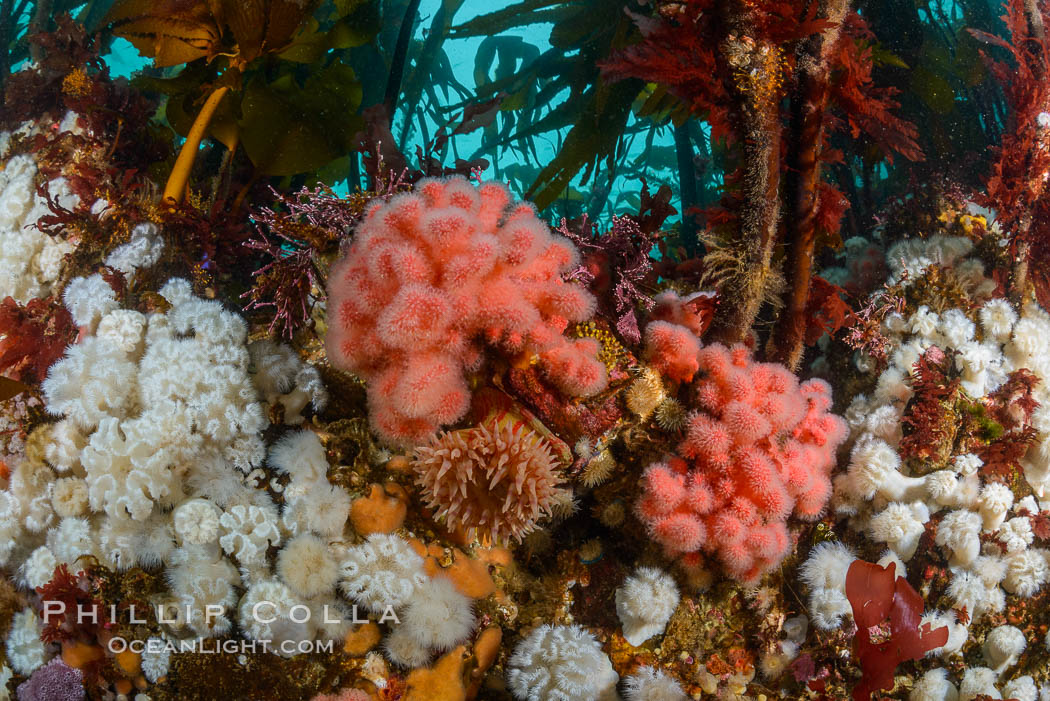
[983,625,1026,674]
[615,566,680,646]
[909,668,959,701]
[935,510,982,567]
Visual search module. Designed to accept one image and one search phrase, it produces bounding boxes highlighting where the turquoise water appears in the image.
[97,0,681,226]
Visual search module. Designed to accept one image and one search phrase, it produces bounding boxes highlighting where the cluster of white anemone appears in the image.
[884,233,998,293]
[505,617,692,701]
[504,566,687,701]
[801,235,1050,697]
[835,295,1050,616]
[910,624,1045,701]
[0,273,480,674]
[0,280,296,667]
[0,113,93,304]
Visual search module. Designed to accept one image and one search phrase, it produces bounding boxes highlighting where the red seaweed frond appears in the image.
[636,180,678,236]
[970,0,1050,207]
[979,425,1037,485]
[978,368,1041,484]
[814,181,851,242]
[987,368,1041,430]
[842,279,906,364]
[746,0,837,43]
[845,559,948,701]
[558,210,660,345]
[242,183,404,338]
[241,186,342,339]
[828,14,923,163]
[803,276,851,345]
[162,197,252,278]
[1026,198,1050,309]
[240,231,319,340]
[898,346,959,462]
[969,0,1050,298]
[3,15,165,177]
[0,296,76,385]
[2,14,101,128]
[599,1,734,142]
[1028,510,1050,540]
[600,1,842,141]
[37,564,107,644]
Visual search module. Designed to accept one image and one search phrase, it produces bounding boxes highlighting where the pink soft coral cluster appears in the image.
[644,291,719,382]
[326,176,606,444]
[644,320,701,383]
[636,341,848,582]
[310,689,369,701]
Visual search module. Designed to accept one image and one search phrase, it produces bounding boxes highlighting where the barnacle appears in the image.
[625,367,666,419]
[654,397,687,432]
[580,448,617,488]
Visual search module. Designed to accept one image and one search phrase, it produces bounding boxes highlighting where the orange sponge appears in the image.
[350,483,407,535]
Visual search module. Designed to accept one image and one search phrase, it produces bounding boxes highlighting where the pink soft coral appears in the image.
[644,320,701,383]
[636,343,847,582]
[326,176,606,444]
[310,690,369,701]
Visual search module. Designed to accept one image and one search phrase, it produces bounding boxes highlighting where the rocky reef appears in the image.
[0,1,1048,700]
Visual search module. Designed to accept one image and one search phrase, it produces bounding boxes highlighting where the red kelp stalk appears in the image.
[767,0,850,369]
[602,0,919,363]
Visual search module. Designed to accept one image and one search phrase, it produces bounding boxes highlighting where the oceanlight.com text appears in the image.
[107,637,336,656]
[41,600,400,627]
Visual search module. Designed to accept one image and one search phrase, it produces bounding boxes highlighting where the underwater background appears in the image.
[0,0,1049,700]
